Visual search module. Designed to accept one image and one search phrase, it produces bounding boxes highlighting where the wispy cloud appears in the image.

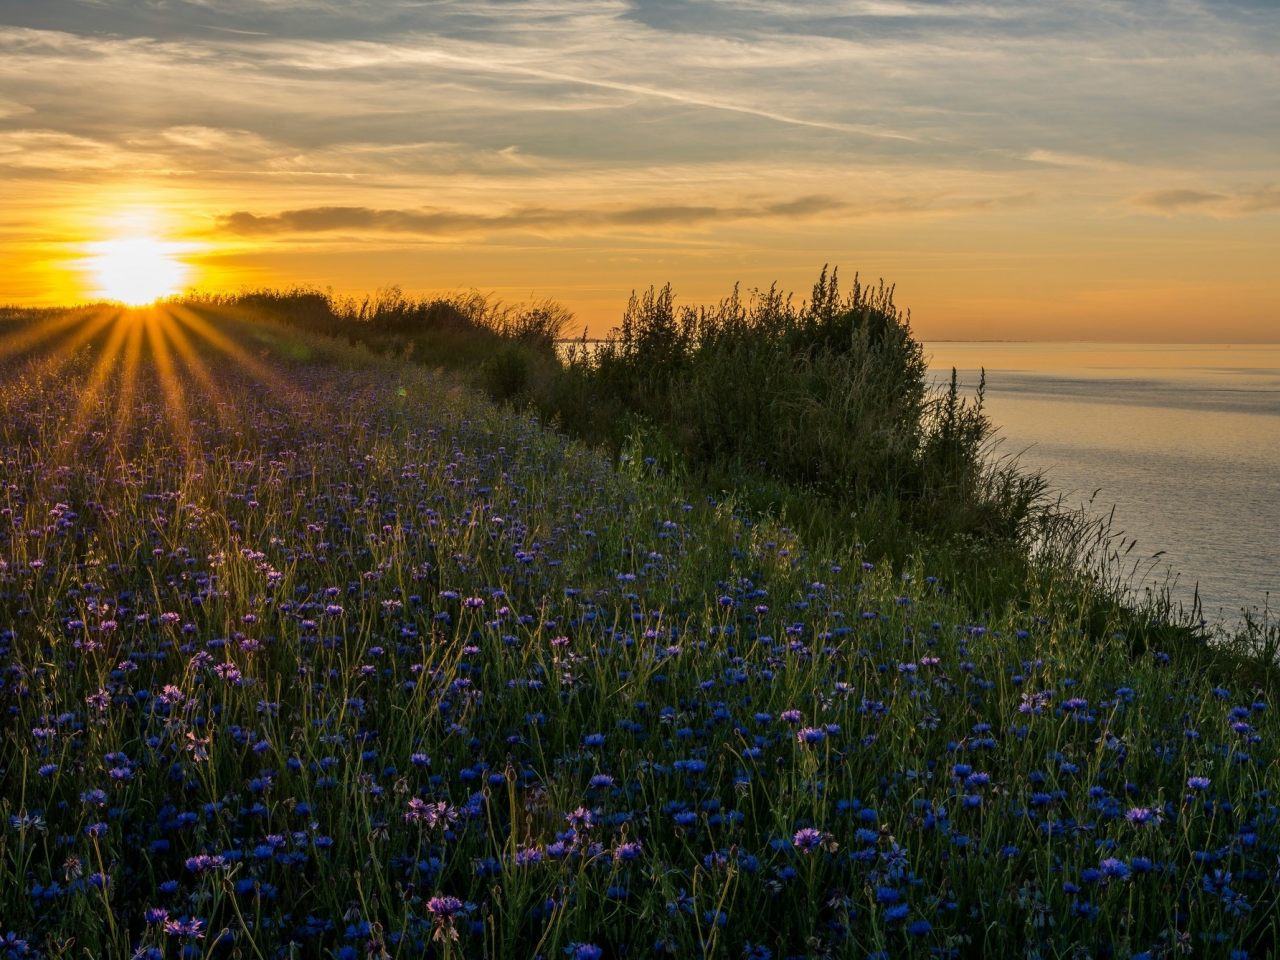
[216,190,1039,237]
[1024,149,1129,172]
[0,129,123,170]
[1131,186,1280,216]
[0,95,33,119]
[217,197,853,236]
[1237,187,1280,213]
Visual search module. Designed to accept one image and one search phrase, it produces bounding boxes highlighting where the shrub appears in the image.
[481,342,531,400]
[536,268,1044,559]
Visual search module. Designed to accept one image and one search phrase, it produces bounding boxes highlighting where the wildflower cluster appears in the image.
[0,311,1276,958]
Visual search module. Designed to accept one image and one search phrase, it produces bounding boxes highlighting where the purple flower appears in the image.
[1126,807,1161,827]
[85,689,110,712]
[163,916,206,939]
[405,798,454,827]
[514,845,543,866]
[614,841,643,863]
[793,827,833,854]
[185,854,227,874]
[427,896,463,917]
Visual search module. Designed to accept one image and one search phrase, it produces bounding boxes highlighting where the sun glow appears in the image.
[85,237,192,305]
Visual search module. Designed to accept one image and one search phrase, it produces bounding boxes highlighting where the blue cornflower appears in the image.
[1099,858,1130,879]
[666,890,694,916]
[883,903,910,923]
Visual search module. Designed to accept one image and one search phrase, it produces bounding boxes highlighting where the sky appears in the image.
[1,0,1278,340]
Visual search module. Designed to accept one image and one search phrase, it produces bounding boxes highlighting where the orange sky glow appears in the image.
[1,1,1277,340]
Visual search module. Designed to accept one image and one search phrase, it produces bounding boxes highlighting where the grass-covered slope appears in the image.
[0,309,1277,959]
[176,272,1040,585]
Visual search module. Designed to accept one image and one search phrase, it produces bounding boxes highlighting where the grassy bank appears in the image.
[176,277,1257,662]
[178,277,1044,597]
[0,306,1276,958]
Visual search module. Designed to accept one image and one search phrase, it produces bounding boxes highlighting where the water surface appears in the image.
[926,343,1280,623]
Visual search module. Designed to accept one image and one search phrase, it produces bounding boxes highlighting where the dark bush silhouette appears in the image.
[543,268,1043,552]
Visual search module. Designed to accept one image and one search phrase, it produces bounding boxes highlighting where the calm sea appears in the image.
[926,343,1280,624]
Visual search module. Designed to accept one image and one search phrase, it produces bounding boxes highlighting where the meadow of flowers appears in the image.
[0,310,1276,959]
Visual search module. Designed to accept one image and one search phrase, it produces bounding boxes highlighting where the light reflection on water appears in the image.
[926,343,1280,623]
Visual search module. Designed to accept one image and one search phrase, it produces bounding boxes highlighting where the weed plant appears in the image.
[0,310,1276,959]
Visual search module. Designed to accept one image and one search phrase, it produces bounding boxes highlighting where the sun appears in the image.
[86,237,191,305]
